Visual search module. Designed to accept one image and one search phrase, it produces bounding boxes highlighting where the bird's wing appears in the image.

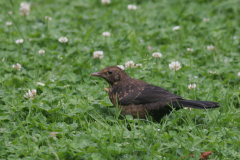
[117,82,182,105]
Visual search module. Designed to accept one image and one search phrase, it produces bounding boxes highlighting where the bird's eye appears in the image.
[108,71,113,74]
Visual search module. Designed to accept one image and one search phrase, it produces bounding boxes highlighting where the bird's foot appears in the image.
[104,87,109,92]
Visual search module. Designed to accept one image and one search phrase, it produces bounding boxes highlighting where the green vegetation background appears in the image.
[0,0,240,159]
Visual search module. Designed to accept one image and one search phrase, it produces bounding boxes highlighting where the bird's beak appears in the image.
[90,72,102,77]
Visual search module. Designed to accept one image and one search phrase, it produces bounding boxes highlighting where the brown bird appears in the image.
[90,66,220,121]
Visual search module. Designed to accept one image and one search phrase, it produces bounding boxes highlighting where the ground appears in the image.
[0,0,240,159]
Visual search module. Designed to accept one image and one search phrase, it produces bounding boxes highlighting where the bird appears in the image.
[90,66,220,121]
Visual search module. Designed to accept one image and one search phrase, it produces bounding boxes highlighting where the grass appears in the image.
[0,0,240,159]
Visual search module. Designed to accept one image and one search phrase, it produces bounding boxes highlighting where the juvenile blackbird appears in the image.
[90,66,220,121]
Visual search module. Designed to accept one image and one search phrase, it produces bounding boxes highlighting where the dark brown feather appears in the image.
[90,66,221,121]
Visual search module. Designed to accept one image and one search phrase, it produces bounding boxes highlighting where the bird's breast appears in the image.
[108,85,126,105]
[108,86,117,105]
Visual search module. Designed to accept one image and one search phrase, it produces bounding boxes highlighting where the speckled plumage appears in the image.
[90,66,220,121]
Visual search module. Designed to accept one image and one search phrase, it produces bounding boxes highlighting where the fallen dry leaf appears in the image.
[200,151,212,160]
[190,151,212,160]
[190,154,194,158]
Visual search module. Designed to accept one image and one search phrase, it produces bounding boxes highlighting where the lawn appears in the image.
[0,0,240,159]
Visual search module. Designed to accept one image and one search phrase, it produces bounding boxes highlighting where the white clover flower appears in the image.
[207,45,214,51]
[136,63,142,67]
[125,60,135,68]
[128,4,137,10]
[24,89,33,99]
[238,72,240,77]
[172,26,180,31]
[6,22,12,26]
[117,65,124,70]
[102,32,110,37]
[58,37,68,43]
[188,84,196,90]
[8,11,12,15]
[152,52,162,58]
[93,51,104,59]
[203,18,210,22]
[45,16,52,20]
[20,2,30,16]
[187,48,193,52]
[12,63,22,71]
[31,89,37,95]
[101,0,111,4]
[37,82,45,86]
[39,50,45,55]
[210,71,216,74]
[24,89,36,99]
[15,39,24,44]
[169,61,181,71]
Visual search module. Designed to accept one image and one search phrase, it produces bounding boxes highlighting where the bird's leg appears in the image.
[104,87,109,92]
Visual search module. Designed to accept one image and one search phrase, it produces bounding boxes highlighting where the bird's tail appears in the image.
[170,100,220,109]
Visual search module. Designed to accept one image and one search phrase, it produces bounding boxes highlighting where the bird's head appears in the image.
[90,66,128,85]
